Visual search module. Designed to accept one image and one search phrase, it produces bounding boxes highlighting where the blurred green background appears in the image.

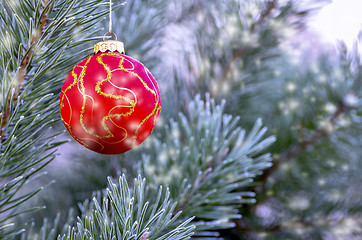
[13,0,362,239]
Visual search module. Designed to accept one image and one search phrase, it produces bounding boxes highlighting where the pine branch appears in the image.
[140,94,275,237]
[0,0,49,142]
[20,176,195,240]
[233,42,362,237]
[250,0,277,31]
[257,101,346,189]
[53,175,195,240]
[220,0,277,84]
[0,0,115,237]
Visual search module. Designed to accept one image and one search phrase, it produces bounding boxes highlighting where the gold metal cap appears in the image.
[93,32,125,54]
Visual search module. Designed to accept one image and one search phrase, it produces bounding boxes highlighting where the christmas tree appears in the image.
[1,0,361,239]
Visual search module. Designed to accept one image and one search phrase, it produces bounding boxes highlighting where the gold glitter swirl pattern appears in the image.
[92,53,136,139]
[60,58,106,151]
[115,55,161,147]
[60,52,161,154]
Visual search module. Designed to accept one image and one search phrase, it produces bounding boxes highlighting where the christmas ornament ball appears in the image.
[60,40,161,154]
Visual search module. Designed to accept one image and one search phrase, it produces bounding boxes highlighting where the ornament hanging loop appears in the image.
[103,31,117,41]
[94,32,124,55]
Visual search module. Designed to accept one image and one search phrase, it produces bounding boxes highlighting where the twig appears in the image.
[258,101,346,190]
[220,48,244,84]
[0,0,49,142]
[221,0,277,83]
[233,101,346,234]
[250,0,277,32]
[173,148,228,214]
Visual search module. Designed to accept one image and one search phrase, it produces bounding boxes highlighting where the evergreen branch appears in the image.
[257,100,346,190]
[56,175,195,240]
[250,0,277,31]
[221,0,277,84]
[220,48,244,84]
[0,0,116,237]
[0,0,49,142]
[140,94,275,237]
[172,1,207,24]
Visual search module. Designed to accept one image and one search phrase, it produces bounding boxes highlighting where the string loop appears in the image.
[103,32,117,41]
[109,0,112,32]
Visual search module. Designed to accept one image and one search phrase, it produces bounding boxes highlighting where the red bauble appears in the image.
[60,45,161,154]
